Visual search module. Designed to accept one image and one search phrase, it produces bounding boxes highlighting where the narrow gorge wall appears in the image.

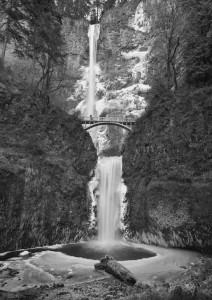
[122,90,212,253]
[0,104,97,252]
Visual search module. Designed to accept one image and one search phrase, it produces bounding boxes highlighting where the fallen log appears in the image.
[94,255,137,286]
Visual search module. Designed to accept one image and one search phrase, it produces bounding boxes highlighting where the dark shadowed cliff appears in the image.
[0,88,97,252]
[123,88,212,253]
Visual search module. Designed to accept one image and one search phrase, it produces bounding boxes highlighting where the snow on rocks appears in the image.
[19,251,30,257]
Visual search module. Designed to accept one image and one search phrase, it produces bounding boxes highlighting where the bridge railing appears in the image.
[82,116,135,123]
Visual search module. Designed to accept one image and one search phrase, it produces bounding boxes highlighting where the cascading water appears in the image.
[86,25,124,243]
[98,156,122,243]
[87,24,100,117]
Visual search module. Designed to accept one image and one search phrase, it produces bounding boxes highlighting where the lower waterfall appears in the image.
[98,156,122,243]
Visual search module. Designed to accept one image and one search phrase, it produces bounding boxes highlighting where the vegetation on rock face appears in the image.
[123,0,212,253]
[0,94,97,251]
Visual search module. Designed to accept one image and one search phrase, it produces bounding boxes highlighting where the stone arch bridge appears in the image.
[81,117,135,131]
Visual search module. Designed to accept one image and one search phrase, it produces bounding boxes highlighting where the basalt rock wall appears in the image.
[62,18,89,72]
[0,104,97,252]
[122,90,212,253]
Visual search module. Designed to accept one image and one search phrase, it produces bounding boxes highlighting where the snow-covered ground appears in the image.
[0,243,200,292]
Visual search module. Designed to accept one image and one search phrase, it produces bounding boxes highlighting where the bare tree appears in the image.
[145,0,184,90]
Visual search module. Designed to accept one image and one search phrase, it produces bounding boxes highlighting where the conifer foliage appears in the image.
[0,0,64,93]
[0,0,23,66]
[180,0,212,87]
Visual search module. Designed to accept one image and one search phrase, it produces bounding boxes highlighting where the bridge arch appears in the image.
[84,121,132,131]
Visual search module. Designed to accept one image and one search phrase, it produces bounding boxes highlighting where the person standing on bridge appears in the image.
[90,114,93,120]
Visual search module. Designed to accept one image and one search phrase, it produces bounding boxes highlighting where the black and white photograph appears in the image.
[0,0,211,299]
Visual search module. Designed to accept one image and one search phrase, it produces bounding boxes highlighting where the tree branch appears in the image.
[170,37,180,63]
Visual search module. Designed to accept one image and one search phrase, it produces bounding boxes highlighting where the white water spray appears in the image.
[98,157,122,243]
[87,24,100,117]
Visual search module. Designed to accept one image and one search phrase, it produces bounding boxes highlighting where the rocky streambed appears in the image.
[0,243,211,300]
[0,259,212,300]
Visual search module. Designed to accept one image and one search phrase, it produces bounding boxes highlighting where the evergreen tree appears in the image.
[12,0,64,93]
[180,0,212,87]
[0,0,25,67]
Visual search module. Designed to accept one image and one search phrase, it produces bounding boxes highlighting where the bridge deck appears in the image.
[81,117,136,125]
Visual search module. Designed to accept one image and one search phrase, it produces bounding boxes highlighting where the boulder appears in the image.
[94,255,137,286]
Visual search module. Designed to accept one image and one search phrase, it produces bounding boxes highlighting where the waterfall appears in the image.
[87,24,100,117]
[98,157,122,243]
[86,25,124,244]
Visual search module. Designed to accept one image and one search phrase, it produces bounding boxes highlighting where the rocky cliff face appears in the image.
[65,1,149,154]
[67,0,149,113]
[0,96,97,252]
[63,18,89,73]
[122,89,212,253]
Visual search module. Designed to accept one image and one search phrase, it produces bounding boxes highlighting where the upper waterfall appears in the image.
[87,24,100,117]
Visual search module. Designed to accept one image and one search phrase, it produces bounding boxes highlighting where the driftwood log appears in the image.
[94,255,137,286]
